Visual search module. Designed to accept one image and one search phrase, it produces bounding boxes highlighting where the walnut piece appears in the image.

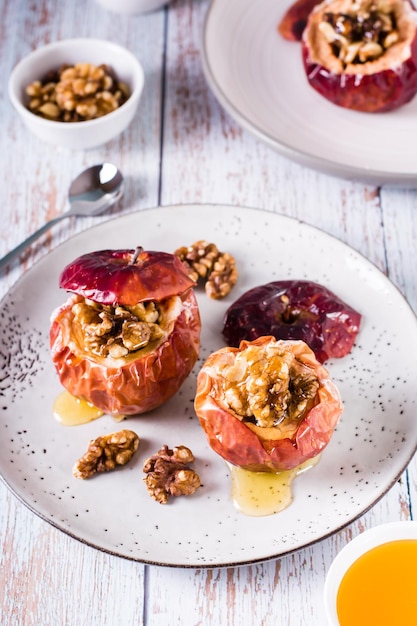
[25,63,130,122]
[143,445,201,504]
[71,297,165,359]
[73,429,139,479]
[174,240,238,299]
[220,342,320,428]
[320,0,400,66]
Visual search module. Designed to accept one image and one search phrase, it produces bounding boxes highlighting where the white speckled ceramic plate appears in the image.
[202,0,417,185]
[0,205,416,568]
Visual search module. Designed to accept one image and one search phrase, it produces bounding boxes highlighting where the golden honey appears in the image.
[53,390,104,426]
[228,455,320,516]
[337,539,417,625]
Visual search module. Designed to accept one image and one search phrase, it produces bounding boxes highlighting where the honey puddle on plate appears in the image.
[228,455,321,516]
[337,539,417,626]
[53,390,104,426]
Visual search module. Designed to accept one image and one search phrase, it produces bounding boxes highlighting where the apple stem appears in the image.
[130,246,143,265]
[280,294,297,324]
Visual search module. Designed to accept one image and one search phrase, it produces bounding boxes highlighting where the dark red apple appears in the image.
[301,0,417,112]
[59,247,196,306]
[222,280,361,363]
[278,0,322,41]
[50,247,201,416]
[194,336,343,471]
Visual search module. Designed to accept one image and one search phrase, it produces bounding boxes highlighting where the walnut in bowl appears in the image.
[25,62,130,124]
[8,38,144,150]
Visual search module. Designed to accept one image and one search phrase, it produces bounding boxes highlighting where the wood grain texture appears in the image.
[0,1,416,625]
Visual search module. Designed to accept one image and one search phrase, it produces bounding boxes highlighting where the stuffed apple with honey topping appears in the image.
[50,247,201,416]
[194,336,343,472]
[302,0,417,112]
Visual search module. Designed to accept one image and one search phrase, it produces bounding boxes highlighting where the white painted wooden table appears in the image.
[0,1,416,624]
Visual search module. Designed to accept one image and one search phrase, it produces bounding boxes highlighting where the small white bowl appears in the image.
[95,0,170,13]
[8,38,144,150]
[324,521,417,625]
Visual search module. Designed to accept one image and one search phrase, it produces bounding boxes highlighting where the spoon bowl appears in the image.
[67,163,124,216]
[0,163,123,272]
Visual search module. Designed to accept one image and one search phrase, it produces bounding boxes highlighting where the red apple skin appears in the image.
[278,0,321,41]
[59,248,196,306]
[194,336,343,472]
[222,280,361,364]
[301,0,417,113]
[302,39,417,112]
[50,289,201,416]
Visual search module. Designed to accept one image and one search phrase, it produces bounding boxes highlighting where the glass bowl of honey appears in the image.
[324,521,417,626]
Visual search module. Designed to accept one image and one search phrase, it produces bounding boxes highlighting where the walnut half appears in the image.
[143,445,201,504]
[174,240,238,300]
[73,429,139,479]
[220,342,320,429]
[71,297,165,359]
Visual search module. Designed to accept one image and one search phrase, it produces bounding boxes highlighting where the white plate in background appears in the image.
[202,0,417,185]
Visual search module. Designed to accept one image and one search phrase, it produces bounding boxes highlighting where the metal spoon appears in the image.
[0,163,124,272]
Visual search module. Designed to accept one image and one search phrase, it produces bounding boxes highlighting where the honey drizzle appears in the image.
[228,455,321,516]
[53,390,104,426]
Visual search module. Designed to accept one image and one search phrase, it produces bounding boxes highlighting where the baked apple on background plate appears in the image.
[280,0,417,112]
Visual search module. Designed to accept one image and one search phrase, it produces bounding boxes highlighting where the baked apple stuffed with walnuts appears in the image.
[194,336,343,471]
[50,247,201,416]
[304,0,417,112]
[281,0,417,112]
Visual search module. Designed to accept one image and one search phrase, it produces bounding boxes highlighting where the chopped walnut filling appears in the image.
[25,62,130,122]
[319,0,400,66]
[143,445,201,504]
[174,240,238,299]
[218,343,320,428]
[71,297,165,359]
[73,429,139,479]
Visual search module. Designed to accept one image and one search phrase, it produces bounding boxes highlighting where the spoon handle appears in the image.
[0,215,66,272]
